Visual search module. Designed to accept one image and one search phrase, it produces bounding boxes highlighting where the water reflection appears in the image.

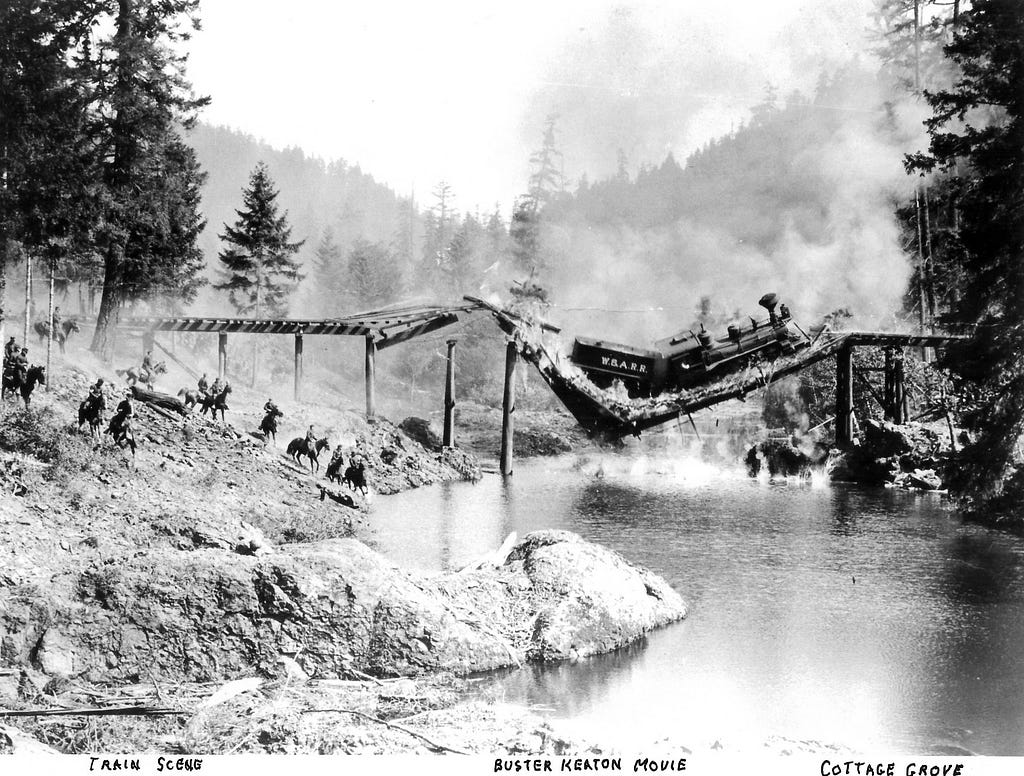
[368,458,1024,754]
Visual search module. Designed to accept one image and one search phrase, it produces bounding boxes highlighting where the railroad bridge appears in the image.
[118,300,969,474]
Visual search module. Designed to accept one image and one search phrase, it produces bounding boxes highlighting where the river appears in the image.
[366,454,1024,755]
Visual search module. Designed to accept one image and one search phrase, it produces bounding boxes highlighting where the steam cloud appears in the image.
[523,3,928,342]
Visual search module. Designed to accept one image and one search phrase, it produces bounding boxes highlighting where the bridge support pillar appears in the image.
[218,332,227,380]
[294,333,303,402]
[893,348,906,424]
[365,335,376,419]
[500,341,517,476]
[443,339,457,447]
[836,343,854,448]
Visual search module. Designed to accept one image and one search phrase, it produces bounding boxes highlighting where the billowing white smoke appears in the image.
[522,3,929,343]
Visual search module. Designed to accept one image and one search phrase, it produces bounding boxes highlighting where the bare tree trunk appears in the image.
[90,254,122,361]
[0,241,7,348]
[913,0,921,91]
[922,184,936,330]
[251,268,261,387]
[23,250,31,347]
[46,257,54,391]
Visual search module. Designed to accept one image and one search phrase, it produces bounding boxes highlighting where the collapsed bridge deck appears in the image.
[472,297,968,439]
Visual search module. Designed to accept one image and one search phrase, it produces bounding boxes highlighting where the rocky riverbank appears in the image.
[0,361,686,754]
[745,419,960,491]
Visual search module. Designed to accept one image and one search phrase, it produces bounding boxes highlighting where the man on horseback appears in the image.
[13,348,28,383]
[51,306,62,333]
[79,379,107,432]
[305,424,317,448]
[198,373,209,396]
[260,397,282,443]
[4,337,17,361]
[107,389,135,447]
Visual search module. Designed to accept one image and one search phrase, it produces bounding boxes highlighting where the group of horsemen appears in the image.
[2,306,68,386]
[6,313,348,477]
[76,366,336,467]
[3,336,31,385]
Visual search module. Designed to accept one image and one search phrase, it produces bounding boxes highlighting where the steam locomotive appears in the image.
[569,293,810,397]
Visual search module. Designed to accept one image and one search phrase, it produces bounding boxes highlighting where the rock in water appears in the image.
[505,530,686,661]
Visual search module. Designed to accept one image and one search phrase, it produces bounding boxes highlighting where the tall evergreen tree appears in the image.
[312,225,343,311]
[510,115,564,278]
[345,239,401,309]
[216,162,304,317]
[85,0,210,358]
[0,0,94,343]
[905,0,1024,517]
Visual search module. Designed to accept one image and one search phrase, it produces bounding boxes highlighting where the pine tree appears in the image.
[345,239,401,309]
[511,115,565,280]
[86,0,210,358]
[312,226,343,312]
[0,0,94,343]
[905,0,1024,518]
[216,163,304,317]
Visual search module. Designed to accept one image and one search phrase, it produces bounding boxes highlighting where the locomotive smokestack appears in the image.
[758,292,779,314]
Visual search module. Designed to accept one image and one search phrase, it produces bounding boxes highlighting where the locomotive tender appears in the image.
[569,293,809,397]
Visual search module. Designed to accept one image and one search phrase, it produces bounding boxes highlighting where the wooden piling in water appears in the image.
[218,332,227,380]
[500,341,517,476]
[835,343,854,447]
[893,348,906,424]
[365,335,377,419]
[294,333,304,402]
[443,339,457,447]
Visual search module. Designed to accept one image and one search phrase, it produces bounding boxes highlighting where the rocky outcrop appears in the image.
[399,417,443,452]
[355,419,481,494]
[0,531,686,687]
[830,419,954,490]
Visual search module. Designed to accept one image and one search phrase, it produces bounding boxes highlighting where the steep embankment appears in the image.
[0,357,687,754]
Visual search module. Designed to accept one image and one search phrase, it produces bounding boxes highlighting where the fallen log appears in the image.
[130,386,188,416]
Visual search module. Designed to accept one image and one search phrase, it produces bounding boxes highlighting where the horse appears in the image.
[78,393,106,439]
[105,414,136,457]
[325,449,345,483]
[343,461,368,495]
[34,319,81,354]
[117,361,166,390]
[2,364,45,406]
[286,437,330,474]
[259,406,283,444]
[199,384,231,422]
[177,388,203,410]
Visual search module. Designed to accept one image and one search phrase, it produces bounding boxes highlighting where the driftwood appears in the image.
[131,386,188,416]
[300,707,469,755]
[458,531,517,573]
[0,705,179,717]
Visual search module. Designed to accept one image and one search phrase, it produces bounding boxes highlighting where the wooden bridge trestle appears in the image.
[118,303,483,418]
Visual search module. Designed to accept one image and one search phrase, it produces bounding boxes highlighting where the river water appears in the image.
[366,454,1024,755]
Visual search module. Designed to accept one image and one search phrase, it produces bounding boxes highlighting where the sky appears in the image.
[189,0,879,213]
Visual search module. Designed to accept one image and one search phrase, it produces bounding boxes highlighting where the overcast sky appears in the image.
[189,0,877,213]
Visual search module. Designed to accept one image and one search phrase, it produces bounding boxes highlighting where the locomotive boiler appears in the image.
[569,293,809,397]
